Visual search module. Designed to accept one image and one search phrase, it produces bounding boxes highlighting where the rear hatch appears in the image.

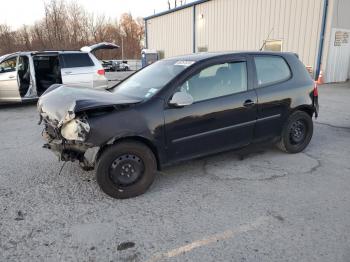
[80,42,119,53]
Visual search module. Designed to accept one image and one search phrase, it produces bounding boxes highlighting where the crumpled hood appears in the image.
[38,84,141,127]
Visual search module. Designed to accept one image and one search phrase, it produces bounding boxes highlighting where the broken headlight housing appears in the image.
[60,118,90,142]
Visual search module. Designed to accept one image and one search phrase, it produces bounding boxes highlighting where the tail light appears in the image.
[313,81,318,97]
[97,69,105,76]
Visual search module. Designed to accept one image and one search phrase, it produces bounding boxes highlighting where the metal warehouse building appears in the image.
[144,0,350,83]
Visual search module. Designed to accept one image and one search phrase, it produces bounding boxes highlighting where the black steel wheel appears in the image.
[96,141,157,199]
[289,119,307,145]
[277,111,313,153]
[109,154,144,186]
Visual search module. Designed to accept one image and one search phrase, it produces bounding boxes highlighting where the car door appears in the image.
[252,55,293,141]
[0,55,21,102]
[164,57,257,162]
[60,53,95,88]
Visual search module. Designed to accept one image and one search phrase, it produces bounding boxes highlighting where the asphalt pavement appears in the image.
[0,79,349,262]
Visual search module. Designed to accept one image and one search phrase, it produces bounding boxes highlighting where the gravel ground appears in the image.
[0,80,350,262]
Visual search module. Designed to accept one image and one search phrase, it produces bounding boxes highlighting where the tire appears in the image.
[277,111,313,153]
[96,141,157,199]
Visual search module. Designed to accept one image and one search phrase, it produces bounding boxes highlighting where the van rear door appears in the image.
[0,55,21,102]
[60,53,95,88]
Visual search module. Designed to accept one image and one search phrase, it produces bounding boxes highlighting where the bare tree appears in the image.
[0,24,17,54]
[18,25,32,51]
[67,1,90,48]
[0,0,144,59]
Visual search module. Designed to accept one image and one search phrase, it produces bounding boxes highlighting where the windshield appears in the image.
[112,59,193,99]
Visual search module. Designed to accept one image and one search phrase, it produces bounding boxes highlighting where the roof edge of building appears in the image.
[144,0,211,20]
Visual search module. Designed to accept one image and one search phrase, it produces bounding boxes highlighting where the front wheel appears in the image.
[96,141,157,199]
[277,111,313,153]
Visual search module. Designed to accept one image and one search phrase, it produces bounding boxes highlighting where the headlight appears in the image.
[61,118,90,141]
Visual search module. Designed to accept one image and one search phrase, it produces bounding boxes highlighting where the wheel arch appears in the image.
[291,105,315,118]
[96,136,161,170]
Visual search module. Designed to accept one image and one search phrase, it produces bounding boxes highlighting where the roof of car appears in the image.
[0,50,85,58]
[32,50,84,55]
[164,51,296,62]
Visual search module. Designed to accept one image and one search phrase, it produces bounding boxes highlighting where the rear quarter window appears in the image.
[61,53,94,68]
[254,56,291,87]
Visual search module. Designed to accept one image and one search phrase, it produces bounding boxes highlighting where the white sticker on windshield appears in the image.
[148,88,158,93]
[174,61,195,67]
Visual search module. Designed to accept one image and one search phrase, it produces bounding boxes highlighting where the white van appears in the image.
[0,42,119,103]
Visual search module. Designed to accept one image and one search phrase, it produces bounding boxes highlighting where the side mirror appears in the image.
[169,91,194,107]
[0,67,4,73]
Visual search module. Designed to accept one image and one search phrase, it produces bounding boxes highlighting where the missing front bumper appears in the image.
[42,129,99,167]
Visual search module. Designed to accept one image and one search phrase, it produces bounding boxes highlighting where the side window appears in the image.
[254,56,291,87]
[178,61,248,103]
[61,53,94,68]
[0,57,17,73]
[18,56,29,72]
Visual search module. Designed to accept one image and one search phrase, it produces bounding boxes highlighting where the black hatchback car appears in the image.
[38,52,319,199]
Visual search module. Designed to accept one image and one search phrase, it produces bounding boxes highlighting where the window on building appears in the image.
[177,61,247,103]
[254,56,291,87]
[61,53,94,68]
[263,39,283,52]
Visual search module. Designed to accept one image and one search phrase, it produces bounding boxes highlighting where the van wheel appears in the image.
[277,111,313,153]
[96,141,157,199]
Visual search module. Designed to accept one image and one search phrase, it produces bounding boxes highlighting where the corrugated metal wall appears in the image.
[330,0,350,30]
[325,28,350,82]
[323,0,350,82]
[146,0,326,74]
[195,0,325,70]
[146,7,193,58]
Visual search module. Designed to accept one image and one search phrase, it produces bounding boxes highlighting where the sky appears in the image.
[0,0,196,29]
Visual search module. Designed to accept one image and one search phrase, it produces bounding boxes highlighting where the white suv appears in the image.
[0,42,119,103]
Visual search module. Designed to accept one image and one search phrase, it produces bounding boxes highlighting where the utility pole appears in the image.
[121,37,124,60]
[120,29,126,60]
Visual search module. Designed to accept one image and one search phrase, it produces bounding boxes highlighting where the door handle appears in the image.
[8,75,15,79]
[243,100,255,107]
[65,71,72,74]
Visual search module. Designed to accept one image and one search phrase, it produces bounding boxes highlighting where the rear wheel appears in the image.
[277,111,313,153]
[96,141,157,199]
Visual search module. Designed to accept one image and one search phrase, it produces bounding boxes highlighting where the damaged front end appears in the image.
[37,86,95,167]
[40,111,98,170]
[37,84,141,169]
